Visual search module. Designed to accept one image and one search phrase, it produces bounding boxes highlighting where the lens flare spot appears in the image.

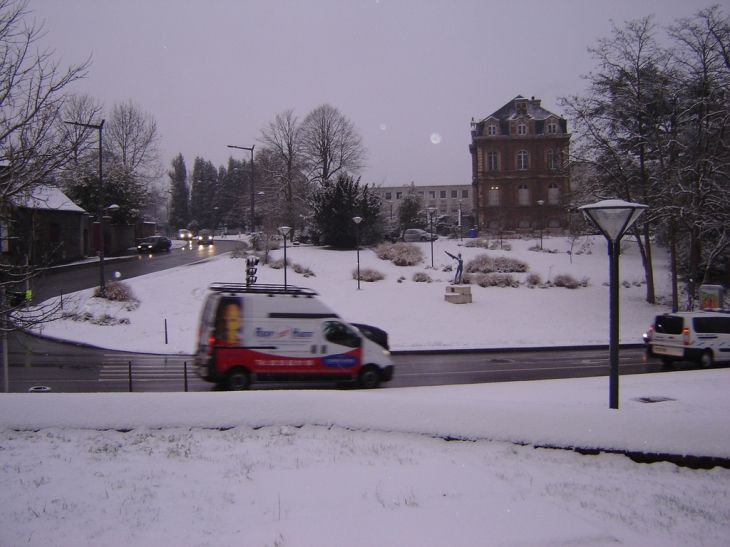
[430,133,441,144]
[380,124,387,130]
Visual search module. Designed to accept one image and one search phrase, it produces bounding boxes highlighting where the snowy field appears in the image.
[2,235,729,546]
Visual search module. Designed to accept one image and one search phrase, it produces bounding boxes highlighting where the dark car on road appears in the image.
[197,229,214,245]
[137,236,172,253]
[351,323,390,350]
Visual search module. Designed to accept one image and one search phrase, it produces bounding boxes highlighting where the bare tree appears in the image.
[105,100,163,186]
[0,0,90,201]
[560,16,674,304]
[299,104,367,185]
[0,0,91,390]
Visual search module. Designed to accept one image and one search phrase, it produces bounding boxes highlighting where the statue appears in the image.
[445,251,463,284]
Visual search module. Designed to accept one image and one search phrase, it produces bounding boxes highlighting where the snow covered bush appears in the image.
[353,268,385,282]
[94,280,136,302]
[412,272,432,283]
[374,242,423,266]
[466,254,528,274]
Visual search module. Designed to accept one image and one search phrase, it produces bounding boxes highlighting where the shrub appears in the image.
[292,263,315,277]
[353,268,385,282]
[95,280,136,302]
[466,254,528,274]
[525,273,542,286]
[490,240,511,251]
[374,242,423,266]
[464,238,490,248]
[552,274,589,289]
[412,272,432,283]
[475,273,517,288]
[268,258,288,269]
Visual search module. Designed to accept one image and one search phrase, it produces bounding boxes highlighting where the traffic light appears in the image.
[246,256,259,286]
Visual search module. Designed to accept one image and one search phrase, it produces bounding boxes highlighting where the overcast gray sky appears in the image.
[31,0,721,188]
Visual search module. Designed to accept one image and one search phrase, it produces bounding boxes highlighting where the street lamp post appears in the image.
[458,199,463,241]
[580,199,647,409]
[65,119,110,296]
[537,199,545,250]
[278,226,291,289]
[227,144,255,233]
[353,216,362,290]
[427,207,436,268]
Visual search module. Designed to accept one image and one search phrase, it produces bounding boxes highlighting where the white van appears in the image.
[648,310,730,367]
[195,283,395,390]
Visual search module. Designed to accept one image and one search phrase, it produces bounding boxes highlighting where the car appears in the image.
[137,236,172,253]
[351,323,390,350]
[177,229,193,241]
[403,228,438,242]
[197,229,214,245]
[648,310,730,368]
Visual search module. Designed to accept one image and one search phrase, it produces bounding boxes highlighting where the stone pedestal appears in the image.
[445,285,472,304]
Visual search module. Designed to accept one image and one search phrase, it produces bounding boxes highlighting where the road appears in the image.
[2,238,682,393]
[5,328,668,393]
[31,239,243,302]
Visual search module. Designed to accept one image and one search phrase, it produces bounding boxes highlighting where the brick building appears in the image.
[469,95,570,234]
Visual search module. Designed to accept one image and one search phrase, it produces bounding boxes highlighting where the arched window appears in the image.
[547,149,558,170]
[548,183,560,205]
[488,186,500,206]
[487,124,497,136]
[487,151,498,171]
[518,184,530,206]
[517,150,528,170]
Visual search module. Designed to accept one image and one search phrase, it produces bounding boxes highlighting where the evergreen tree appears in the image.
[189,157,218,229]
[397,183,426,231]
[168,153,189,230]
[312,174,382,248]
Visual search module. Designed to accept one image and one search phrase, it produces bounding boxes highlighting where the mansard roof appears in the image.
[471,95,568,137]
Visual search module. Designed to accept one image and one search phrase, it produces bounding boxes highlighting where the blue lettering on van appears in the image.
[255,327,275,337]
[322,354,358,369]
[292,328,314,338]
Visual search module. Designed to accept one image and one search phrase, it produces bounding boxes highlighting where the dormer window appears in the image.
[487,124,497,136]
[515,101,527,116]
[547,121,557,134]
[518,123,527,135]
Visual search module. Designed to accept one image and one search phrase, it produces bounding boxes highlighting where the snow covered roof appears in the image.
[10,185,86,213]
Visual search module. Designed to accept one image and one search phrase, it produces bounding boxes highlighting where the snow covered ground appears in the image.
[2,235,729,546]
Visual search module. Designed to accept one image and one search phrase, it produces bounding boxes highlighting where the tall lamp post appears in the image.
[65,119,110,297]
[537,199,545,250]
[227,144,255,233]
[353,216,362,290]
[278,226,291,289]
[580,199,647,409]
[458,199,463,241]
[427,206,436,268]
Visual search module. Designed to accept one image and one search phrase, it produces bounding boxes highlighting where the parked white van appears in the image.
[648,310,730,367]
[195,283,395,390]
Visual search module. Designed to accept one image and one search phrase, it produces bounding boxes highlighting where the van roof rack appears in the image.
[208,283,319,296]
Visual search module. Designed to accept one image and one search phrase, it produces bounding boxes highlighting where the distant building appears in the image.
[469,95,571,234]
[371,183,473,225]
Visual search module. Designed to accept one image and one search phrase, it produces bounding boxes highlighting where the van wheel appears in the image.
[358,365,381,389]
[226,368,251,391]
[699,351,714,369]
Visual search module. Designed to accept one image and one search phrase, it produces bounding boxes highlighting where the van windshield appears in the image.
[654,315,684,335]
